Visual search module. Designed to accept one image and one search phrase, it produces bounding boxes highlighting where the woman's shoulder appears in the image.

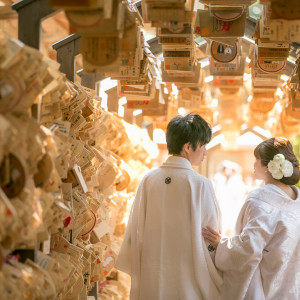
[246,187,265,201]
[244,187,280,217]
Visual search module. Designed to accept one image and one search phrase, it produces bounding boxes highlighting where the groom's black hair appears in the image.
[166,113,212,155]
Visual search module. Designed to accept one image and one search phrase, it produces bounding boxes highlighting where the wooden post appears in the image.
[105,86,119,113]
[148,37,162,56]
[88,282,98,300]
[77,69,105,91]
[13,0,58,122]
[135,112,144,127]
[123,108,134,124]
[143,122,154,139]
[52,34,81,82]
[12,0,57,49]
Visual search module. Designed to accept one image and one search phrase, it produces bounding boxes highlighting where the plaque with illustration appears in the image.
[211,41,237,63]
[257,60,286,73]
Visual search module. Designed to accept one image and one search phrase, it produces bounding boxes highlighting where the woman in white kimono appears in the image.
[116,113,223,300]
[202,137,300,300]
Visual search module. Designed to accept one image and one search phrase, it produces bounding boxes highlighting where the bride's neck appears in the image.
[266,180,296,199]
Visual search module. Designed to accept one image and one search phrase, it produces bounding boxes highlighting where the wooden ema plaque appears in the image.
[194,10,246,38]
[126,88,160,109]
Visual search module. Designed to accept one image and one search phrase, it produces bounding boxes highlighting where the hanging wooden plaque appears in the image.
[210,41,237,63]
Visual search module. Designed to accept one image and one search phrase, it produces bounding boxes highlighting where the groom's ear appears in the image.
[182,142,191,154]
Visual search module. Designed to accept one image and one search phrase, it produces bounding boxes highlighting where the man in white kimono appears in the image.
[116,113,223,300]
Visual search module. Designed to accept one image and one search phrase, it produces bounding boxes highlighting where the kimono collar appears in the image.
[255,184,300,211]
[160,156,194,171]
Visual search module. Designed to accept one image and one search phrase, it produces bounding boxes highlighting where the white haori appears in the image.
[116,156,223,300]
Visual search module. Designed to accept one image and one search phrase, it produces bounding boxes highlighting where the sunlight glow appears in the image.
[211,98,218,107]
[205,75,213,83]
[178,107,187,116]
[153,129,166,144]
[206,134,224,150]
[253,126,271,138]
[237,132,263,146]
[119,97,127,105]
[99,77,117,111]
[133,109,142,116]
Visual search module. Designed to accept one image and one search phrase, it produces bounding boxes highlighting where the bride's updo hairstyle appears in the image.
[254,137,300,185]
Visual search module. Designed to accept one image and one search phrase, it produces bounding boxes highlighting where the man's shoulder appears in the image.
[145,167,160,176]
[178,171,213,191]
[140,167,160,181]
[192,172,212,185]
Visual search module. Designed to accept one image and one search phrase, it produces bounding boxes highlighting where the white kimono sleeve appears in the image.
[115,176,147,283]
[191,179,223,299]
[215,199,274,300]
[200,180,222,262]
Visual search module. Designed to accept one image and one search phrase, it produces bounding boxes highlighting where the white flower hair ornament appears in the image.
[267,154,294,180]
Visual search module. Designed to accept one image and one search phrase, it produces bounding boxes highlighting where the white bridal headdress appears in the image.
[267,154,294,180]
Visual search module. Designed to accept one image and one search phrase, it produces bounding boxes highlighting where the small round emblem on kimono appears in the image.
[208,244,215,252]
[165,177,171,184]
